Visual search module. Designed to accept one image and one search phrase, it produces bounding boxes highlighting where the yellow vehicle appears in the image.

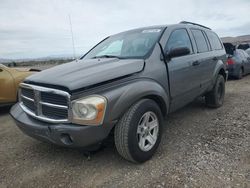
[0,64,39,106]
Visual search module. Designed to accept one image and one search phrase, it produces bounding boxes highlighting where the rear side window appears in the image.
[206,31,223,50]
[165,29,193,53]
[191,29,209,53]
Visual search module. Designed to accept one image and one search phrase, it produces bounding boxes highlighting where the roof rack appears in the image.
[179,21,211,30]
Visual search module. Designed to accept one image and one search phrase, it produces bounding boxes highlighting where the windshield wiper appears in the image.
[92,55,121,59]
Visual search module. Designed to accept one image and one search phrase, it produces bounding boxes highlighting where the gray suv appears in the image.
[11,21,228,163]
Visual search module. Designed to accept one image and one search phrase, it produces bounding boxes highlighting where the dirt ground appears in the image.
[0,76,250,188]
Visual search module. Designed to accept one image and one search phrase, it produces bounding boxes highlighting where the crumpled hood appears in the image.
[24,58,145,91]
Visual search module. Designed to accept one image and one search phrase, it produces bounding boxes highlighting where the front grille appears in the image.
[22,97,35,111]
[21,88,34,99]
[42,105,68,120]
[19,83,71,123]
[41,92,68,106]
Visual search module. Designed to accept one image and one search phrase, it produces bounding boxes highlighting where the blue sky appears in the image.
[1,0,250,59]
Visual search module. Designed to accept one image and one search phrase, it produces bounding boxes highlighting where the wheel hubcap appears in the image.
[137,111,159,151]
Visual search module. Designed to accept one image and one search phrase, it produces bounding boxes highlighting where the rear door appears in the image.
[190,29,212,90]
[205,30,225,79]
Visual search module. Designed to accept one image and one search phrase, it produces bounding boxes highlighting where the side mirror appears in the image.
[166,47,190,59]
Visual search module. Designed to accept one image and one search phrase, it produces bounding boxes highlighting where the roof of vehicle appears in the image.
[113,22,213,36]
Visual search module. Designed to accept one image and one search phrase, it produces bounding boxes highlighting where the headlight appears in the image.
[71,95,107,125]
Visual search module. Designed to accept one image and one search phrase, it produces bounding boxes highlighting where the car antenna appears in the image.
[68,14,77,62]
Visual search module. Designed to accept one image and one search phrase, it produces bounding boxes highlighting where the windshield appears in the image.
[83,28,164,59]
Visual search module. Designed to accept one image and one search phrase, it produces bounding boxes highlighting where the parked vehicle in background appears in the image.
[0,64,39,107]
[11,22,227,163]
[224,43,235,57]
[223,43,250,79]
[237,43,250,50]
[246,48,250,56]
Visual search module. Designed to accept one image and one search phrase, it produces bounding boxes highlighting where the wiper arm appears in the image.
[92,55,121,59]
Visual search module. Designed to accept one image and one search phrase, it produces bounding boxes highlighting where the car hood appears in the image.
[24,58,145,91]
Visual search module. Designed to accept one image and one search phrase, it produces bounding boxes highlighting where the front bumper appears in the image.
[10,104,115,148]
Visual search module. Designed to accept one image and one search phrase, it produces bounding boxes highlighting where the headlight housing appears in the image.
[71,95,107,125]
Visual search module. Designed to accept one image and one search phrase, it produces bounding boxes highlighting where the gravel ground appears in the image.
[0,76,250,188]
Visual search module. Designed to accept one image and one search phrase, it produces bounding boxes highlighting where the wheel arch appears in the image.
[102,79,170,124]
[143,94,167,116]
[218,68,227,81]
[212,60,227,83]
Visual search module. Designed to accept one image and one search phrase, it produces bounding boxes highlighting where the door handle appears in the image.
[192,61,200,66]
[212,57,218,61]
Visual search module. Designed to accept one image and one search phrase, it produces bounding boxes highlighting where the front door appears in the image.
[164,29,201,110]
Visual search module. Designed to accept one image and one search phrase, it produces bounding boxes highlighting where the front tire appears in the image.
[114,99,163,163]
[205,74,225,108]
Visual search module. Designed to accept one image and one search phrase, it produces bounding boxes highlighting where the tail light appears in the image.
[227,58,235,65]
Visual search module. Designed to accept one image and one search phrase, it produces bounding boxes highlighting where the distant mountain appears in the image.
[0,58,12,63]
[221,35,250,44]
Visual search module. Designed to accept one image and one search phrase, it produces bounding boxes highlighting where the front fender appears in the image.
[101,79,169,124]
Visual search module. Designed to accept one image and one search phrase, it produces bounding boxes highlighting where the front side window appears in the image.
[165,29,193,53]
[191,29,209,53]
[83,28,164,59]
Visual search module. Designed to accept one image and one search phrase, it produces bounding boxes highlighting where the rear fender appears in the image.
[212,60,226,84]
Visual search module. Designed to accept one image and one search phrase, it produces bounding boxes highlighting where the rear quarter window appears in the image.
[206,31,223,50]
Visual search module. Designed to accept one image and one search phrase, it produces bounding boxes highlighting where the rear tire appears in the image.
[114,99,163,163]
[236,68,243,79]
[205,74,225,108]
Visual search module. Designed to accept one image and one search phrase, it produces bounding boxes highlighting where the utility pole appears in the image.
[68,14,77,61]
